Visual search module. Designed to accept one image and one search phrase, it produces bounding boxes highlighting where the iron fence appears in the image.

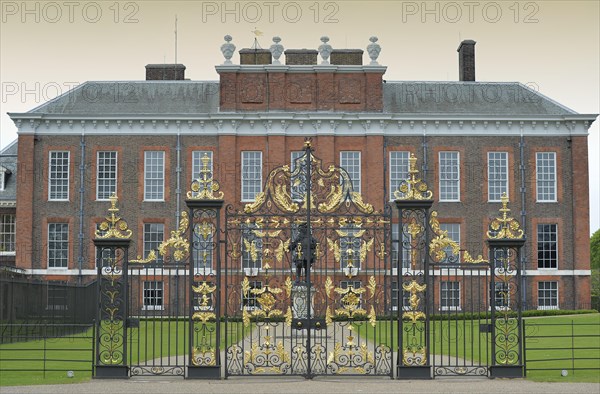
[523,319,600,376]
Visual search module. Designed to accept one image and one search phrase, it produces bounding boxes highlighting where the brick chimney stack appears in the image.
[457,40,476,82]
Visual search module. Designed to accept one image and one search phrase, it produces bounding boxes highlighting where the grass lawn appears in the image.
[361,313,599,382]
[0,320,250,387]
[2,314,598,385]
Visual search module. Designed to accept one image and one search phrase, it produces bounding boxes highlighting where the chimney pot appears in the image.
[457,40,476,82]
[145,64,186,80]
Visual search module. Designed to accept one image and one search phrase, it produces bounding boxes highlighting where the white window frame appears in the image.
[340,151,361,194]
[537,224,558,269]
[439,151,460,202]
[143,281,164,311]
[144,151,165,201]
[0,214,16,255]
[143,223,164,264]
[487,151,508,202]
[241,151,263,202]
[48,151,70,201]
[537,281,559,310]
[440,281,461,311]
[389,151,410,200]
[192,150,213,182]
[536,152,557,202]
[96,151,118,201]
[47,223,69,269]
[0,169,4,191]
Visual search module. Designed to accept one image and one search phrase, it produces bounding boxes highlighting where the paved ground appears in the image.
[2,377,599,394]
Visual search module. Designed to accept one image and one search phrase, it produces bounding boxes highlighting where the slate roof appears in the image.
[24,80,578,117]
[0,140,17,203]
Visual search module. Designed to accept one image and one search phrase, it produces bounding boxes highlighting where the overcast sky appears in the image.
[1,0,598,233]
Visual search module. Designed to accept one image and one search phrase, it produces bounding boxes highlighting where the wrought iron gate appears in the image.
[94,142,524,380]
[224,141,393,377]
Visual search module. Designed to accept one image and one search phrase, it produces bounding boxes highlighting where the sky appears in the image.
[1,0,598,233]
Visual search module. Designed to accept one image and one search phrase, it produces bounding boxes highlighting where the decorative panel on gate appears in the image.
[224,141,393,378]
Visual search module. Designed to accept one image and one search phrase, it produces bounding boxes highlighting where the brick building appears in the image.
[0,141,17,271]
[7,37,597,310]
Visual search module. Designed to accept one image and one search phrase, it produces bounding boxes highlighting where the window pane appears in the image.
[390,151,410,199]
[143,281,163,308]
[48,223,69,268]
[537,224,558,269]
[536,152,556,201]
[144,151,165,201]
[241,151,262,201]
[440,223,460,263]
[537,281,558,309]
[340,151,361,193]
[439,151,460,201]
[440,281,460,309]
[97,151,117,200]
[49,151,69,200]
[488,152,508,201]
[144,223,164,264]
[0,214,16,253]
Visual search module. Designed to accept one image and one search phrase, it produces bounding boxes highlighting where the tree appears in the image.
[591,229,600,270]
[591,229,600,310]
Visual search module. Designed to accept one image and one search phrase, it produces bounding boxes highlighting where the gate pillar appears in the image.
[94,194,132,379]
[394,154,433,380]
[487,193,526,378]
[185,153,224,379]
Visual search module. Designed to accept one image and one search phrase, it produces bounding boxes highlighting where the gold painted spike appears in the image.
[131,249,156,264]
[367,276,377,296]
[359,239,374,265]
[241,277,250,296]
[393,153,433,201]
[368,306,377,327]
[487,193,525,239]
[324,276,334,298]
[275,239,290,264]
[327,238,341,263]
[95,193,133,239]
[325,307,333,326]
[187,153,224,200]
[284,276,293,297]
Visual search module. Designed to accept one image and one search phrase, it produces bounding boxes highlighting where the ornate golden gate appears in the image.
[93,141,525,380]
[224,141,394,377]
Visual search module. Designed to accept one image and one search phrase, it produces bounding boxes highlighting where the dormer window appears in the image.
[0,165,11,192]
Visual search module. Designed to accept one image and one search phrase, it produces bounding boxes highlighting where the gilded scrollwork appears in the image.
[487,193,524,240]
[187,153,224,200]
[393,153,433,201]
[95,193,132,239]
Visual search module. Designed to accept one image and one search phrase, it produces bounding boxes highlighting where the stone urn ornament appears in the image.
[270,36,284,64]
[318,36,332,65]
[367,36,381,65]
[220,35,235,65]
